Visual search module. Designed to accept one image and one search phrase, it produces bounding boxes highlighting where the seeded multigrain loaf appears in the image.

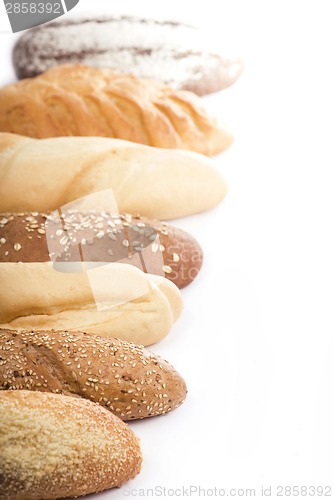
[13,16,244,95]
[0,390,142,500]
[0,211,203,288]
[0,64,232,156]
[0,133,228,219]
[0,329,187,420]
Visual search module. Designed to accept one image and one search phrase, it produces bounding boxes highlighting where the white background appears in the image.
[1,1,333,498]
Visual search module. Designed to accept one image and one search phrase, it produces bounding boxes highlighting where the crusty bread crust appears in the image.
[0,390,142,499]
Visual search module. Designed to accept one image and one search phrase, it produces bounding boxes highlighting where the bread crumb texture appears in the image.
[0,390,142,500]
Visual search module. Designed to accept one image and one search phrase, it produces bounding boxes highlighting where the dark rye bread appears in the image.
[0,329,187,420]
[0,211,203,288]
[13,16,243,96]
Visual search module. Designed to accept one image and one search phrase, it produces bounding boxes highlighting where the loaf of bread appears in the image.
[0,329,187,420]
[0,390,142,500]
[0,211,203,288]
[0,133,227,219]
[13,16,243,96]
[0,64,232,156]
[0,262,182,346]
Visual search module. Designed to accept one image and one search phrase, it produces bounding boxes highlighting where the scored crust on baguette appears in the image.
[0,329,187,420]
[0,211,203,288]
[0,64,232,156]
[0,390,142,500]
[0,133,227,219]
[0,262,183,346]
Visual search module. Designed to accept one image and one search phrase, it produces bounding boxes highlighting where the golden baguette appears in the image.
[0,64,232,156]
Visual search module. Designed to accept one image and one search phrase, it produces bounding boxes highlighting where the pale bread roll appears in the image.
[0,390,142,500]
[0,133,227,219]
[0,262,183,346]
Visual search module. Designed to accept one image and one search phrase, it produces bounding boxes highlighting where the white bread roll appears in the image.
[0,262,183,346]
[0,390,142,500]
[0,133,227,219]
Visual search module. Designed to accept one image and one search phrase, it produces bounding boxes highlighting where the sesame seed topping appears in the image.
[173,253,180,262]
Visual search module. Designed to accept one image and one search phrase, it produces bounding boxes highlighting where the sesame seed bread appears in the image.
[0,390,142,499]
[13,16,243,96]
[0,133,227,219]
[0,211,203,288]
[0,329,187,420]
[0,262,183,346]
[0,64,232,156]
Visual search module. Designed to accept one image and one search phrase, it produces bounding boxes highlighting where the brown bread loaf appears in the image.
[0,329,187,420]
[0,390,142,500]
[0,211,203,288]
[0,64,232,156]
